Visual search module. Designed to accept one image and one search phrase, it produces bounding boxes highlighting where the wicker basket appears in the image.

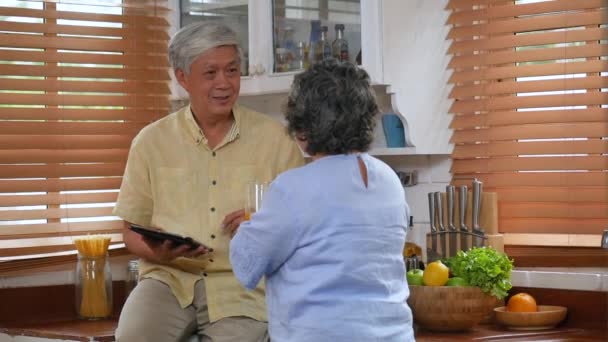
[408,285,500,332]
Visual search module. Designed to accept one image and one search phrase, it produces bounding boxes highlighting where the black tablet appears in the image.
[129,224,206,249]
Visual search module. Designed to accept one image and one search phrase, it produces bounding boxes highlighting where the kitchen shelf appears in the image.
[369,147,416,156]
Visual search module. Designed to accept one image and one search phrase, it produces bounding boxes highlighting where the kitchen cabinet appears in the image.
[180,0,383,93]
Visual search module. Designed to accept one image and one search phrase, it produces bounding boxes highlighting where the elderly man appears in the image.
[113,22,304,342]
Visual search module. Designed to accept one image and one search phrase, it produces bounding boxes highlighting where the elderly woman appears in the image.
[230,60,414,341]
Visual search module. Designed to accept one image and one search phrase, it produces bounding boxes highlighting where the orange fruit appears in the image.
[506,293,538,312]
[422,261,449,286]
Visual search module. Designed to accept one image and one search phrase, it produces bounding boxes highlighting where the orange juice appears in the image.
[244,211,251,221]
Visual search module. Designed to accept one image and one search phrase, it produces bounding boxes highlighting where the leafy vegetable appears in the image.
[446,247,513,299]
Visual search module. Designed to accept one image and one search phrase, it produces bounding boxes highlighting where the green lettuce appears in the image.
[446,247,513,299]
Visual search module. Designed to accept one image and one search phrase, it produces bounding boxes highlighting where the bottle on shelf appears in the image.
[313,25,332,63]
[309,20,321,49]
[332,24,349,62]
[295,41,309,70]
[283,26,296,68]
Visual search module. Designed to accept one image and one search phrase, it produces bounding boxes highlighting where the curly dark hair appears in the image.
[285,60,378,155]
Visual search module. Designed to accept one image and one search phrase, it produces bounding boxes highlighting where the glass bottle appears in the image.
[125,259,139,298]
[295,41,309,70]
[75,253,113,320]
[332,24,349,62]
[282,26,296,71]
[309,20,321,51]
[313,26,332,63]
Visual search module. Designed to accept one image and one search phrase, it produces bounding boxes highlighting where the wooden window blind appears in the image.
[446,0,607,248]
[0,0,170,260]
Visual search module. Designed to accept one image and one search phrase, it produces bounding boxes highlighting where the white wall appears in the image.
[382,0,453,154]
[377,154,452,261]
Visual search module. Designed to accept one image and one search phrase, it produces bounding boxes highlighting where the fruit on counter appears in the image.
[506,292,538,312]
[406,269,424,286]
[445,276,468,287]
[422,260,449,286]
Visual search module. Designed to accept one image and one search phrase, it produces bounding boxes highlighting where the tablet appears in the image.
[129,224,206,249]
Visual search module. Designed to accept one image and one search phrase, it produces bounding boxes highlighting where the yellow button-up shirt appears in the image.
[113,105,304,322]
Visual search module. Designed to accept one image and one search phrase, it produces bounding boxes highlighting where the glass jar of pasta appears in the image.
[75,253,113,320]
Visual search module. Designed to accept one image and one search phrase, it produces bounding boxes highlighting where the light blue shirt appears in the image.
[230,153,414,342]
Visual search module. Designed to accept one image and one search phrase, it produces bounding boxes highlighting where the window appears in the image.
[446,0,607,252]
[0,0,170,262]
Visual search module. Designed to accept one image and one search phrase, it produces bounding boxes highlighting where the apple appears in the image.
[445,277,468,287]
[406,269,424,286]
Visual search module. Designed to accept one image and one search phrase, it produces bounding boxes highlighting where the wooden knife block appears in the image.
[440,191,498,236]
[429,191,503,254]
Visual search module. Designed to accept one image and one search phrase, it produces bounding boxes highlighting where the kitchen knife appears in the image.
[434,191,447,259]
[427,192,439,262]
[472,179,485,247]
[446,185,458,257]
[458,185,469,251]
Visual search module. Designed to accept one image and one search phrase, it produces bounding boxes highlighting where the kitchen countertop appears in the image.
[2,321,605,342]
[415,324,607,341]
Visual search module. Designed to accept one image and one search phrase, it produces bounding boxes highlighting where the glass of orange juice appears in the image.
[244,181,268,220]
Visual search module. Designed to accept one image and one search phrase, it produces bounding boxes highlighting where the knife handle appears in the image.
[447,185,456,231]
[428,192,436,233]
[458,185,468,231]
[472,179,483,232]
[434,192,445,231]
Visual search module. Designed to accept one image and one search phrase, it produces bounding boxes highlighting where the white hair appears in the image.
[168,22,242,74]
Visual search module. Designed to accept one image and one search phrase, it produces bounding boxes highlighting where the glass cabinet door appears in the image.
[180,0,250,76]
[271,0,361,74]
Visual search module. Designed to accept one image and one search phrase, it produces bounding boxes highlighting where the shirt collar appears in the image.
[182,105,241,148]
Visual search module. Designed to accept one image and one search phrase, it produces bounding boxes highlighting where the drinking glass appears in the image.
[245,181,269,220]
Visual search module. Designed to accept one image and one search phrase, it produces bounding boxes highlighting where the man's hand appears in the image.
[222,208,247,238]
[142,238,209,265]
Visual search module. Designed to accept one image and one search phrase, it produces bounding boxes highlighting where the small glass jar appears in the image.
[75,253,113,320]
[405,256,419,271]
[125,259,139,298]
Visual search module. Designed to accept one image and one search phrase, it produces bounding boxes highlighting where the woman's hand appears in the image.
[222,209,247,238]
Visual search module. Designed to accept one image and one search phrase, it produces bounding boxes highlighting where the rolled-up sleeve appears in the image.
[112,135,153,226]
[230,180,300,290]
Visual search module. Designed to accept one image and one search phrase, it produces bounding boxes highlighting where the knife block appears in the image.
[426,191,502,257]
[440,191,498,236]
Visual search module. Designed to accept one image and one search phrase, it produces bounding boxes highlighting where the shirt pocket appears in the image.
[153,167,196,219]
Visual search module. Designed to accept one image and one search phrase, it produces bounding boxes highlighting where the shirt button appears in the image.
[210,259,214,262]
[203,273,208,277]
[212,180,217,185]
[212,151,216,157]
[210,207,215,212]
[211,234,216,239]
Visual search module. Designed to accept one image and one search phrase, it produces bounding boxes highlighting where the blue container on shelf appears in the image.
[381,113,406,148]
